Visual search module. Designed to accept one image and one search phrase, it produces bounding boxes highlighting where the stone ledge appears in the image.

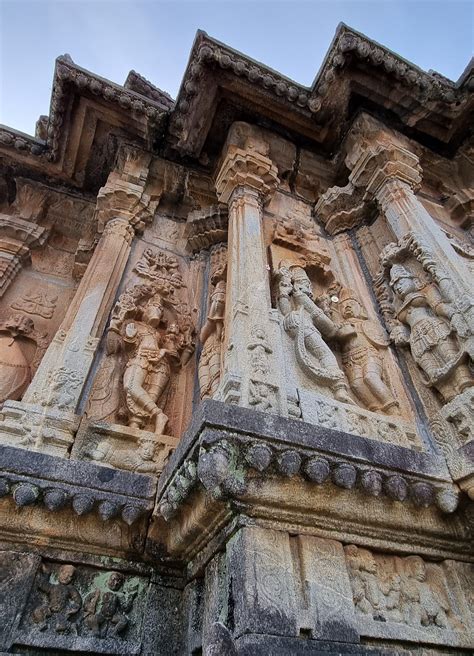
[158,400,453,498]
[0,446,157,526]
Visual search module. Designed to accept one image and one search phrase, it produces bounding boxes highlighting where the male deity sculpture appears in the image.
[198,263,226,399]
[32,565,82,634]
[83,571,136,639]
[276,265,353,404]
[336,288,399,415]
[389,264,473,403]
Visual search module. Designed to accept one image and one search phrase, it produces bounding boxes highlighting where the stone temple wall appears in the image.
[0,24,473,655]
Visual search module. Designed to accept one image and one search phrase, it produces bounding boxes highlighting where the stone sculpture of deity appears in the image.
[198,263,226,399]
[0,314,35,403]
[389,264,473,403]
[336,288,399,415]
[107,290,192,435]
[276,265,353,404]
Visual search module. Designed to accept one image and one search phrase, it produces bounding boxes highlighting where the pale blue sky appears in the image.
[1,0,473,136]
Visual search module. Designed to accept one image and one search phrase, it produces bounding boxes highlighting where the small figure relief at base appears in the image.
[328,286,400,416]
[87,248,195,438]
[275,264,353,404]
[83,572,137,639]
[344,546,464,633]
[24,562,143,645]
[198,258,226,399]
[0,314,48,404]
[32,564,82,634]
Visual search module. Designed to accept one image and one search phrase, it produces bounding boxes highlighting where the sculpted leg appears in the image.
[123,363,158,428]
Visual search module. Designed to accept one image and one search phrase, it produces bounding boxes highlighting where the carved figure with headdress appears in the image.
[335,287,399,414]
[275,264,353,404]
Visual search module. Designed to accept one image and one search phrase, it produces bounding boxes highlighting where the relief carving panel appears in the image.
[16,562,147,653]
[344,545,473,647]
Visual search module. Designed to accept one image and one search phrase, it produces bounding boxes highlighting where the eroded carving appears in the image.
[345,546,463,632]
[83,571,136,639]
[198,254,226,399]
[32,564,82,634]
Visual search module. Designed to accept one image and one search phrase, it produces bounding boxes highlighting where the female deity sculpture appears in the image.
[337,288,399,415]
[198,264,226,399]
[389,264,473,403]
[107,291,193,434]
[0,314,35,403]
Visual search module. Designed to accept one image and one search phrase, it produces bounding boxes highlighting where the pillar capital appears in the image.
[315,182,368,235]
[95,145,158,232]
[215,122,279,205]
[348,142,422,199]
[215,144,279,206]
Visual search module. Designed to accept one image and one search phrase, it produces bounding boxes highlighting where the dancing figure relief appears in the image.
[89,249,195,433]
[275,264,353,404]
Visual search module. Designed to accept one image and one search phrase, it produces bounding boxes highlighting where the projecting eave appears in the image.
[0,55,173,191]
[166,24,473,164]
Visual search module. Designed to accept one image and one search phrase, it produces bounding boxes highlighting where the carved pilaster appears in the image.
[0,146,158,457]
[214,123,288,414]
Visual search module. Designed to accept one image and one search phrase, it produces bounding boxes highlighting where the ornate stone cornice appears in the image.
[0,56,171,164]
[0,445,155,526]
[168,25,472,158]
[315,182,369,235]
[215,146,279,205]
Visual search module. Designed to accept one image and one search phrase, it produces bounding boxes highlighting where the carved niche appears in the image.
[376,231,474,404]
[87,248,195,437]
[0,314,48,404]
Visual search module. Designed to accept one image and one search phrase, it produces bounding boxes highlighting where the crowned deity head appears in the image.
[389,264,417,299]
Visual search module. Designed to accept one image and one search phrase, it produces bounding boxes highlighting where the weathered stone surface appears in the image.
[0,23,473,655]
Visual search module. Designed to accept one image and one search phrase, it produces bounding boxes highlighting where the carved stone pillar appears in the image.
[214,124,288,415]
[349,142,473,305]
[0,147,158,456]
[0,215,48,296]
